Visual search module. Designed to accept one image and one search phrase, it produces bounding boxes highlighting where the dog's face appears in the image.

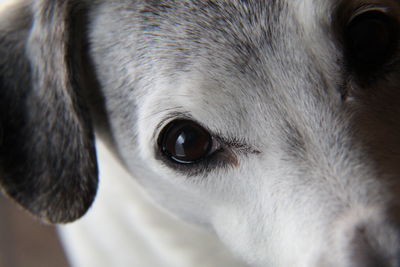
[2,0,400,266]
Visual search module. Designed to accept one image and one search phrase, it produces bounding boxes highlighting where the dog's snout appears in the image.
[350,225,390,267]
[328,206,400,267]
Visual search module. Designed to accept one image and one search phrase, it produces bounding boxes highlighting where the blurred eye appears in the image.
[345,9,399,68]
[158,120,215,164]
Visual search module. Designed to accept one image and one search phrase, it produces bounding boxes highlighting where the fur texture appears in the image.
[2,0,400,266]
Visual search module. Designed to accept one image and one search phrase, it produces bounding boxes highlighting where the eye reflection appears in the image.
[159,120,213,164]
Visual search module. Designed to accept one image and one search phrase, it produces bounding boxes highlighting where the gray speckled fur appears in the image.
[2,0,400,266]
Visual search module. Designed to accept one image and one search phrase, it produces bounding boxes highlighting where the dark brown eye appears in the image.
[345,10,399,68]
[159,120,213,164]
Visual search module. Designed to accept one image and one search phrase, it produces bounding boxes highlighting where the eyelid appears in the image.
[154,117,262,177]
[351,5,388,17]
[155,114,260,156]
[207,136,222,155]
[153,112,193,144]
[348,4,395,24]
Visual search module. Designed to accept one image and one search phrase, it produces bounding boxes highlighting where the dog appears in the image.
[2,0,400,266]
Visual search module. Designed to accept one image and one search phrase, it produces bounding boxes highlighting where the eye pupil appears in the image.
[345,11,399,68]
[350,18,388,61]
[160,120,212,164]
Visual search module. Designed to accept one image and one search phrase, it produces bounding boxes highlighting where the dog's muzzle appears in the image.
[323,205,400,267]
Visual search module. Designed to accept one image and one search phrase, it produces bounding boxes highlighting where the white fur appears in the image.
[58,0,400,266]
[59,141,247,267]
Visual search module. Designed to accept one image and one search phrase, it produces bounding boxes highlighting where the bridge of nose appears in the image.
[329,206,400,267]
[351,225,390,267]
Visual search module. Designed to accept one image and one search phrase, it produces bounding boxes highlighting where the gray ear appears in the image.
[0,0,98,223]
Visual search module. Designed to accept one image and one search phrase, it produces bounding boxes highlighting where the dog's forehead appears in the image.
[91,0,342,144]
[131,2,338,125]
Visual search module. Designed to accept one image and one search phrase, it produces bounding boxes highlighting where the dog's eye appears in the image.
[159,120,214,164]
[345,9,399,68]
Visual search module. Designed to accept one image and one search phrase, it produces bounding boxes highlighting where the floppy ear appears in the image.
[0,0,98,223]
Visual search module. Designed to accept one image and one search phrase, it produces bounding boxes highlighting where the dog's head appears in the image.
[2,0,400,266]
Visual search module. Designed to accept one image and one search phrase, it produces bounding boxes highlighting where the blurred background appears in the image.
[0,195,69,267]
[0,0,70,266]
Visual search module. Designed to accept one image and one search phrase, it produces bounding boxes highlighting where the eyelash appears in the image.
[154,117,253,177]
